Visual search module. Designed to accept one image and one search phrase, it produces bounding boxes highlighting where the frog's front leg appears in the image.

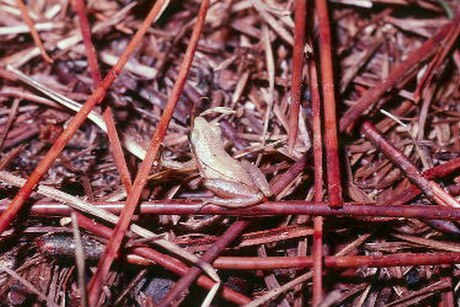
[203,178,265,208]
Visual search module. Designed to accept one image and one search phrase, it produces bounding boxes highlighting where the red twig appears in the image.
[287,0,306,150]
[339,14,458,132]
[15,200,460,220]
[102,107,132,192]
[0,0,167,236]
[129,253,460,273]
[71,0,102,83]
[213,253,460,270]
[308,23,324,304]
[15,0,53,63]
[71,0,132,192]
[424,157,460,178]
[361,121,460,208]
[87,1,210,305]
[315,0,343,208]
[40,233,460,272]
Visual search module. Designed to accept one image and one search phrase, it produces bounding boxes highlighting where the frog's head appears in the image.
[191,116,222,145]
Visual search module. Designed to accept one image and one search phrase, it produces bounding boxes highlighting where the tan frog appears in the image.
[190,116,272,207]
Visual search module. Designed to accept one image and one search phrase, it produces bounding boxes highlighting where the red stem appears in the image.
[316,0,343,208]
[213,253,460,270]
[288,0,306,150]
[15,0,53,63]
[71,0,102,83]
[308,21,324,304]
[13,200,460,221]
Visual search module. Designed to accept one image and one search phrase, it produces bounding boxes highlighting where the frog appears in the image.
[190,116,272,208]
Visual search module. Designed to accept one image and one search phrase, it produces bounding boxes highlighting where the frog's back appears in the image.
[199,149,254,186]
[191,117,255,187]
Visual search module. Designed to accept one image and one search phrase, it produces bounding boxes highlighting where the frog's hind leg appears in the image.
[203,178,264,208]
[202,196,262,208]
[240,160,272,197]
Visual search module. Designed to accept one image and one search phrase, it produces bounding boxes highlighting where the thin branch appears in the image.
[15,0,53,63]
[316,0,343,207]
[308,22,325,305]
[70,0,102,83]
[9,198,460,221]
[287,0,306,150]
[213,252,460,269]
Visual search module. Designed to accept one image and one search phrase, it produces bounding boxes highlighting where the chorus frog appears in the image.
[190,117,272,207]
